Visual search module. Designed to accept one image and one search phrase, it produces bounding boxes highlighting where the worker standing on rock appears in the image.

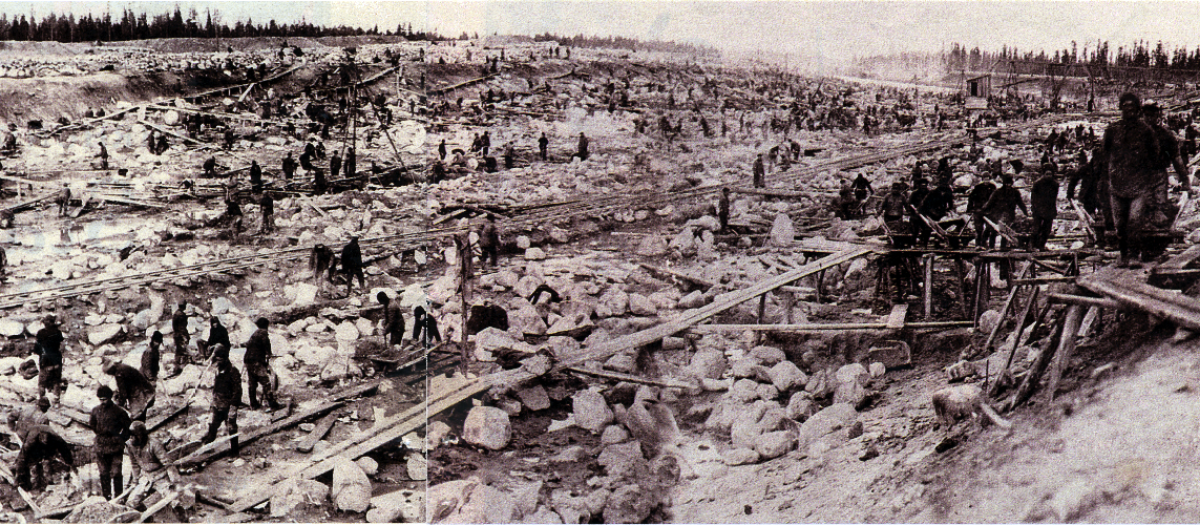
[345,147,356,179]
[201,317,231,362]
[142,331,162,381]
[1102,93,1161,268]
[341,235,365,296]
[89,385,130,500]
[378,292,405,348]
[102,359,155,422]
[171,302,190,375]
[538,132,549,161]
[57,183,70,217]
[576,132,589,161]
[718,187,731,233]
[98,142,109,170]
[125,422,179,509]
[412,305,441,350]
[202,353,241,454]
[1143,101,1191,232]
[259,193,274,233]
[479,215,501,268]
[968,172,998,248]
[34,315,65,402]
[310,244,336,287]
[203,156,218,177]
[330,150,342,183]
[244,318,282,411]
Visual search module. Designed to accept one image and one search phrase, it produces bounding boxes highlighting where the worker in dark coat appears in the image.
[344,147,356,178]
[1102,93,1161,267]
[14,425,76,492]
[89,385,130,500]
[249,160,263,193]
[311,244,336,286]
[718,187,731,233]
[752,154,765,188]
[198,316,231,362]
[34,315,64,401]
[538,133,549,161]
[1030,169,1060,250]
[142,331,162,381]
[244,318,282,411]
[282,152,297,180]
[967,173,998,248]
[260,193,274,233]
[202,355,242,455]
[915,177,955,246]
[478,216,501,268]
[878,182,908,230]
[102,360,155,421]
[378,292,405,347]
[330,151,342,182]
[982,173,1028,280]
[851,172,874,202]
[171,302,190,373]
[576,133,589,161]
[341,235,365,296]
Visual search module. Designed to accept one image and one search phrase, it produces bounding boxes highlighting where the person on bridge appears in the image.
[967,172,998,248]
[341,235,365,296]
[1102,93,1161,268]
[89,385,130,500]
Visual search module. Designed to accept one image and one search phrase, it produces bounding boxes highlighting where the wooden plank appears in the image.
[1157,245,1200,270]
[295,412,339,453]
[639,263,718,289]
[689,321,972,332]
[177,379,381,467]
[885,303,909,330]
[148,403,190,434]
[1045,305,1085,402]
[567,366,696,389]
[1046,293,1121,309]
[923,254,934,319]
[135,490,179,523]
[1078,267,1200,331]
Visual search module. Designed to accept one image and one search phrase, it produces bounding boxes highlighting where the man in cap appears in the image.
[201,316,231,362]
[1143,100,1192,236]
[34,315,65,402]
[89,385,130,500]
[103,359,156,421]
[968,171,998,248]
[412,305,442,350]
[202,354,241,455]
[1101,92,1162,267]
[244,318,282,411]
[125,421,179,509]
[478,215,501,269]
[142,331,162,381]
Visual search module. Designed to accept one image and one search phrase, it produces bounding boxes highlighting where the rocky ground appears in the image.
[0,35,1186,524]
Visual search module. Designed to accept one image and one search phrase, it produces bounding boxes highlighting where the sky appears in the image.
[7,1,1200,62]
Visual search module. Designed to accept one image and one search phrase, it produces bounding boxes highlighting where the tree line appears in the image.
[0,6,450,43]
[944,40,1200,72]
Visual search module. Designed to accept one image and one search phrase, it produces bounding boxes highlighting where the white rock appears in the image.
[406,454,427,481]
[292,283,319,307]
[88,324,122,346]
[768,213,795,247]
[572,389,613,433]
[462,406,511,450]
[356,457,379,477]
[331,456,372,513]
[525,247,547,260]
[0,319,24,337]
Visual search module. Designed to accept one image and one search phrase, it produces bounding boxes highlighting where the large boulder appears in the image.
[595,288,629,318]
[452,484,517,523]
[754,430,796,459]
[462,406,511,450]
[332,455,372,513]
[366,489,424,523]
[797,403,858,448]
[572,389,613,432]
[271,477,330,518]
[0,319,23,337]
[88,324,123,346]
[473,327,536,362]
[768,213,795,247]
[603,484,656,524]
[635,235,668,257]
[688,348,727,379]
[508,298,549,336]
[768,361,807,392]
[597,441,646,478]
[628,294,657,316]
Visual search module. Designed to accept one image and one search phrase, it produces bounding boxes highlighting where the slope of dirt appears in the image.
[0,71,187,123]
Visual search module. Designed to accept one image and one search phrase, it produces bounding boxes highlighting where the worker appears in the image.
[142,331,162,381]
[124,422,180,509]
[89,385,130,500]
[576,132,589,161]
[504,146,515,170]
[8,397,51,444]
[34,315,65,402]
[310,244,336,286]
[752,154,765,188]
[223,128,235,150]
[1102,93,1161,268]
[171,302,190,374]
[341,235,365,296]
[982,173,1028,280]
[344,147,356,179]
[249,160,263,193]
[878,182,908,230]
[968,172,998,248]
[102,359,155,422]
[478,215,501,268]
[412,305,442,350]
[260,193,274,233]
[915,177,955,246]
[244,318,282,411]
[13,424,77,492]
[282,152,297,180]
[330,150,342,182]
[377,292,405,347]
[203,156,218,177]
[851,172,874,202]
[1030,168,1060,250]
[538,132,549,161]
[155,134,168,155]
[201,354,241,455]
[1143,101,1192,233]
[98,142,109,170]
[438,139,447,161]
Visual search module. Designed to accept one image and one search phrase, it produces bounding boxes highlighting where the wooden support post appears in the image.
[990,286,1041,396]
[923,253,934,319]
[1007,315,1065,411]
[1045,304,1085,402]
[956,257,970,319]
[783,291,795,324]
[975,263,1031,359]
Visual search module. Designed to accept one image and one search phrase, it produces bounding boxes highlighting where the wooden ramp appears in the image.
[1078,267,1200,331]
[226,247,875,512]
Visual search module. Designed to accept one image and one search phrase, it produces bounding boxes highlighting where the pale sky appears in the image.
[7,1,1200,62]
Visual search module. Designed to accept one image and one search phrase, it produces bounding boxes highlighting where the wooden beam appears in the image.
[923,254,934,319]
[567,366,696,389]
[639,263,718,289]
[689,320,973,332]
[135,490,180,523]
[295,411,339,454]
[1011,276,1076,285]
[1045,304,1085,402]
[1078,267,1200,331]
[1046,293,1121,309]
[885,303,909,330]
